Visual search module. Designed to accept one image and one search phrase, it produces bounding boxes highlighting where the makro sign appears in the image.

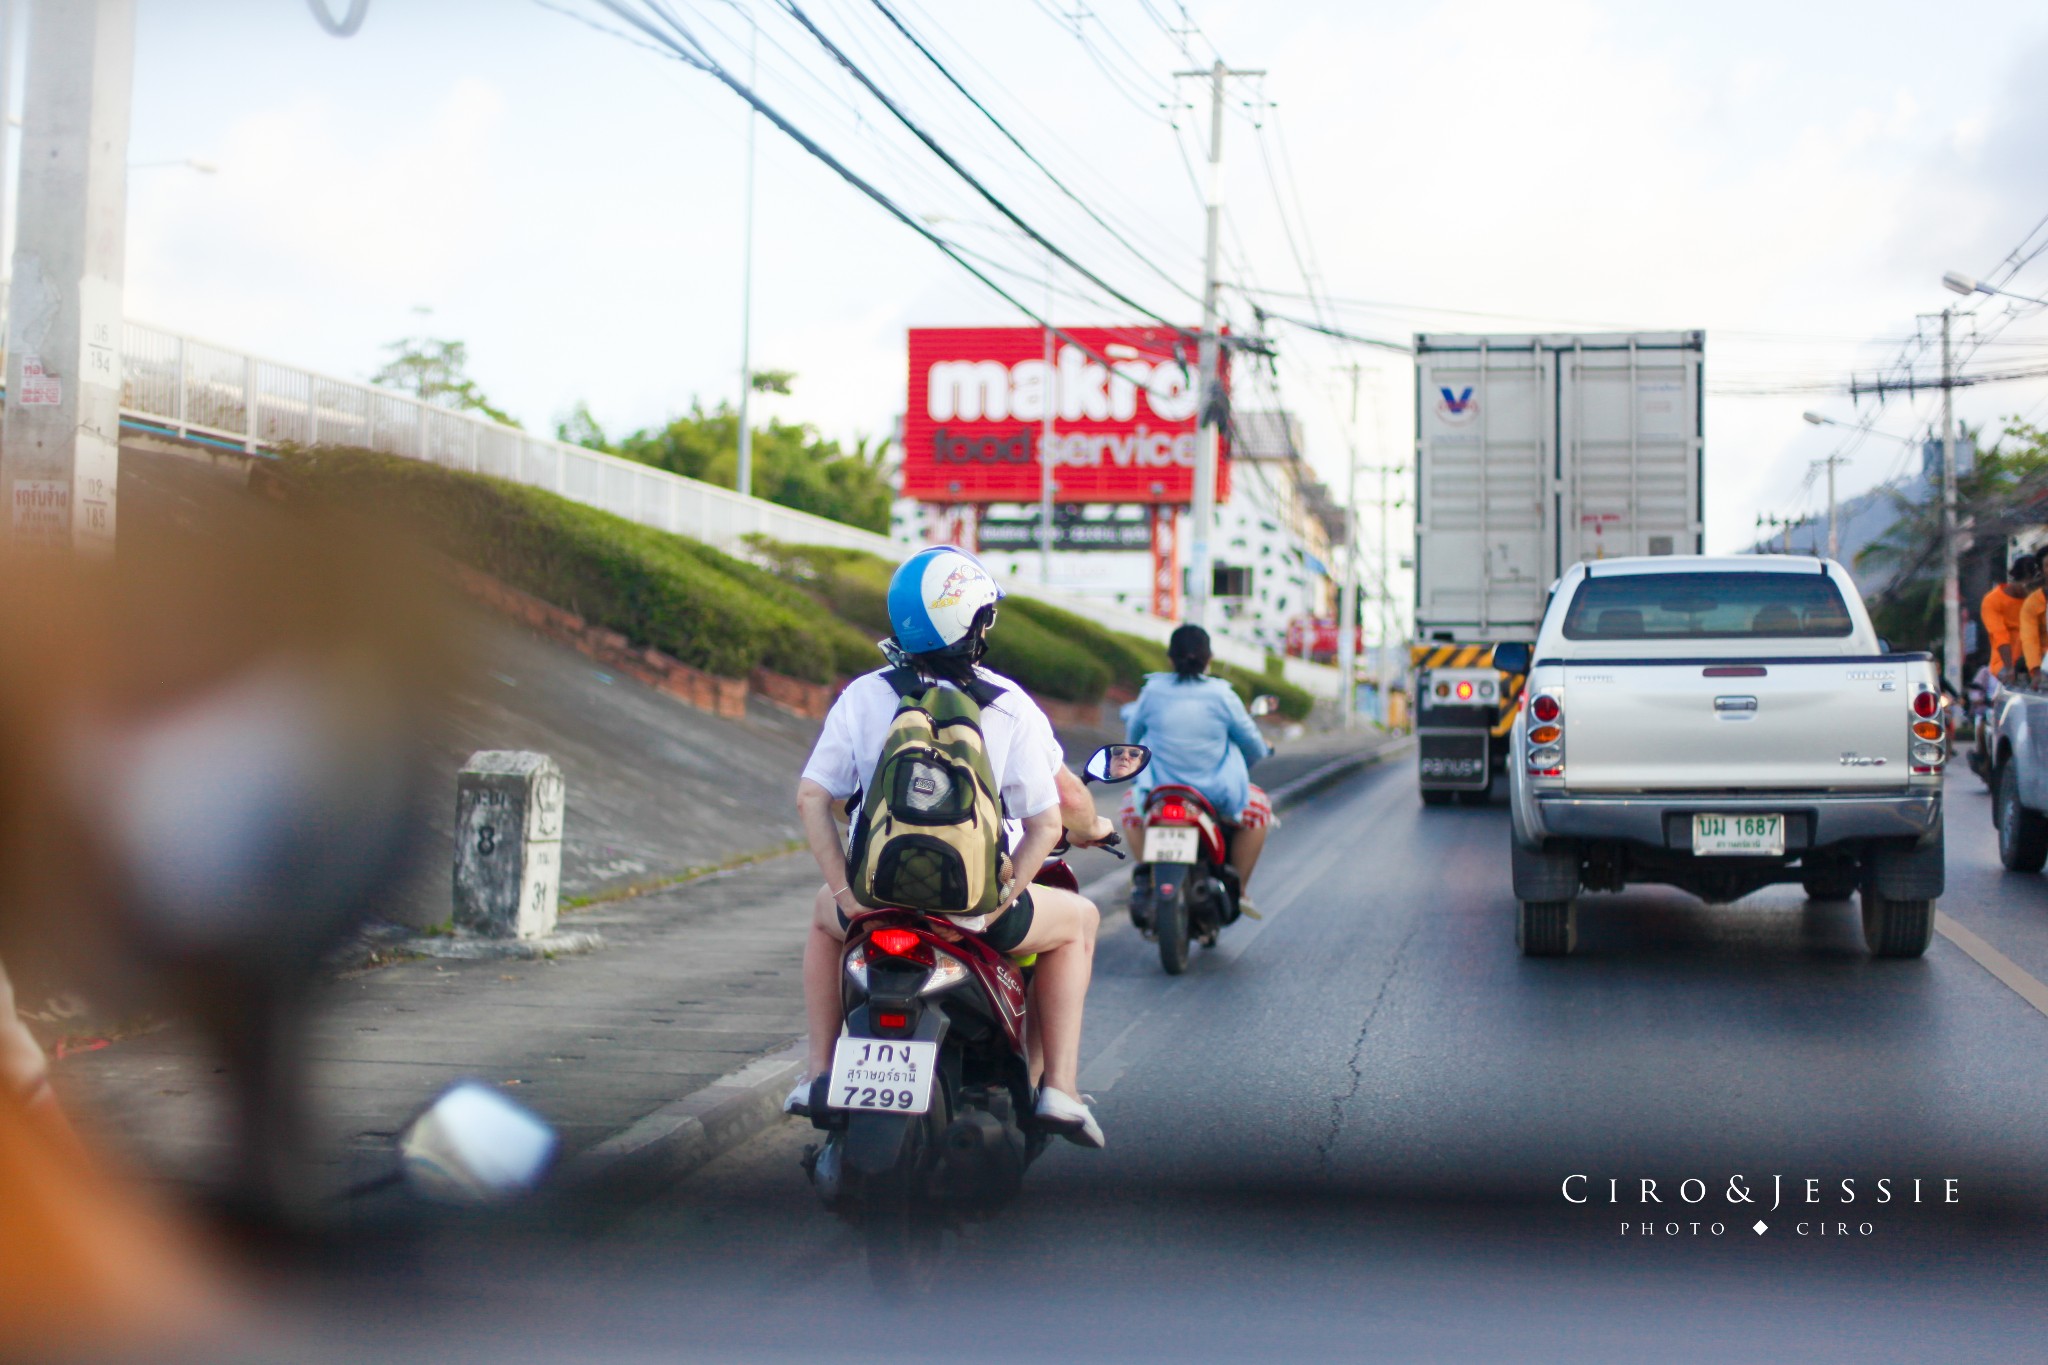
[903,326,1231,504]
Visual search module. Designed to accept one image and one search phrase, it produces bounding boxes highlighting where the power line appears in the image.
[865,0,1202,307]
[774,0,1193,337]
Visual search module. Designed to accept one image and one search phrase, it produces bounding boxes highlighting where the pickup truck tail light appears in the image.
[1527,692,1564,775]
[1910,689,1946,773]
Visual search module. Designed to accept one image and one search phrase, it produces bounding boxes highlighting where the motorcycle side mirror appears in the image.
[1248,694,1280,718]
[1084,743,1150,784]
[399,1080,559,1204]
[1490,641,1532,676]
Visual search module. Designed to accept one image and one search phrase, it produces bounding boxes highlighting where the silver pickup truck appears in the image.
[1502,556,1946,958]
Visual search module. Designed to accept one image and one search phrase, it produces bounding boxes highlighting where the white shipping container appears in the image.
[1413,332,1704,643]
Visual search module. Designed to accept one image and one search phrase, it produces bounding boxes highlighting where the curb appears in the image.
[568,1043,804,1197]
[1267,734,1414,812]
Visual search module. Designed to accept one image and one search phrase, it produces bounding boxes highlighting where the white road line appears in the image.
[1935,911,2048,1021]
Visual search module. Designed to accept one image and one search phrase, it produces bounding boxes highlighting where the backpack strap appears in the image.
[882,664,1007,710]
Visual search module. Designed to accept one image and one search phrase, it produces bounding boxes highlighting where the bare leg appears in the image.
[803,886,848,1078]
[1228,822,1270,890]
[1011,885,1099,1096]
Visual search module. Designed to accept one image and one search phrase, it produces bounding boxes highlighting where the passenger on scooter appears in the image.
[789,546,1112,1147]
[1119,625,1275,914]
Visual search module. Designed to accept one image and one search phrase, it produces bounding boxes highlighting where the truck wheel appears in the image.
[1516,899,1575,957]
[1421,789,1453,807]
[1998,763,2048,873]
[1859,889,1933,959]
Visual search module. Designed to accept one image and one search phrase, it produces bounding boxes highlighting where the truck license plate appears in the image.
[1693,813,1784,856]
[827,1037,937,1114]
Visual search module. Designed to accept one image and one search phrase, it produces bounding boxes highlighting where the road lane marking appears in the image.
[1935,911,2048,1021]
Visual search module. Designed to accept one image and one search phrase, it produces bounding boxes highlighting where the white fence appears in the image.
[100,317,1338,695]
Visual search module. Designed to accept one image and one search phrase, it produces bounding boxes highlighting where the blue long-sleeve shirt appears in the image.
[1124,672,1271,818]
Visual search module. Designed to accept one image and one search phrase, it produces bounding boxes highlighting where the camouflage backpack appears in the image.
[847,669,1005,916]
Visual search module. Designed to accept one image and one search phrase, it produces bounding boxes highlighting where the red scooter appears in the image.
[803,743,1149,1284]
[1128,785,1241,975]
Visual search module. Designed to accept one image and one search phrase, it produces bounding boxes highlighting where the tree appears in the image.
[1858,418,2048,653]
[560,399,893,534]
[371,336,522,428]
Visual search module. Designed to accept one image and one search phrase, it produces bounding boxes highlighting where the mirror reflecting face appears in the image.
[1249,694,1279,718]
[400,1080,559,1204]
[1085,743,1150,783]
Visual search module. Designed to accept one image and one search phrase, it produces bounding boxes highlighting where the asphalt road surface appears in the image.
[310,763,2048,1362]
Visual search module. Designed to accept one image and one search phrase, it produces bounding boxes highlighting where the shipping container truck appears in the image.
[1411,332,1705,805]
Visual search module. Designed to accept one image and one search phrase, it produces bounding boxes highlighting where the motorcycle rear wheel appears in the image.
[1157,881,1190,975]
[860,1111,945,1290]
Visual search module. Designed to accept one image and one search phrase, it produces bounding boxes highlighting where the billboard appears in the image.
[902,326,1230,504]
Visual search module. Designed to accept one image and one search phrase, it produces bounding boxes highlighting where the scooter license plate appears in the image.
[1145,826,1200,864]
[827,1037,938,1114]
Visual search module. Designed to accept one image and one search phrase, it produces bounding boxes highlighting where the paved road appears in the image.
[307,763,2048,1360]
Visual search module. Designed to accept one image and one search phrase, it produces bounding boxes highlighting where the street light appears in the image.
[1942,270,2048,309]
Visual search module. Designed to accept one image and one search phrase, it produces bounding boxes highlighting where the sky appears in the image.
[97,0,2048,607]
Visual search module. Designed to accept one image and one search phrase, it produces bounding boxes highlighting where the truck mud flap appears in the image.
[1868,819,1944,900]
[1512,839,1580,901]
[1418,731,1489,789]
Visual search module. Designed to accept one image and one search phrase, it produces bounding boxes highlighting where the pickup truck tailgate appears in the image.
[1562,661,1909,791]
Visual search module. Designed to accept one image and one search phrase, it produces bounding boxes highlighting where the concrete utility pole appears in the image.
[1941,305,1961,688]
[1336,363,1361,730]
[734,19,758,499]
[1813,449,1846,561]
[1038,251,1055,586]
[1176,57,1260,629]
[2,0,133,552]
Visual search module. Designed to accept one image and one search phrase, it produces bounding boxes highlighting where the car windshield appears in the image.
[1560,571,1854,640]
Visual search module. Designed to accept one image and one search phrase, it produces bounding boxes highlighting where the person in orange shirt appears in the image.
[2023,580,2048,680]
[1981,554,2040,682]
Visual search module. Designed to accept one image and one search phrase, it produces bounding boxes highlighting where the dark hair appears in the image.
[1167,624,1211,682]
[2013,554,2042,583]
[906,605,995,686]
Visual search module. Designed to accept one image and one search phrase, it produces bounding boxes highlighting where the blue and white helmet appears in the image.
[888,546,1005,654]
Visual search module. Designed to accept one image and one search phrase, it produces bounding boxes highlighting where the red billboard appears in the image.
[903,326,1230,505]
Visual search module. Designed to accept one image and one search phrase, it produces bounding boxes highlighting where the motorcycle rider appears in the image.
[1119,624,1275,914]
[789,546,1112,1147]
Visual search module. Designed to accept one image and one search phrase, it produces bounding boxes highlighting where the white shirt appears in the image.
[802,667,1062,843]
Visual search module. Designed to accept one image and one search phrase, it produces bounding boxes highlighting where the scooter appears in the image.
[1127,785,1240,975]
[803,742,1149,1285]
[1125,693,1279,975]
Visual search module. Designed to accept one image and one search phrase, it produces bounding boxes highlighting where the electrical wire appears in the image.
[775,0,1193,337]
[865,0,1203,306]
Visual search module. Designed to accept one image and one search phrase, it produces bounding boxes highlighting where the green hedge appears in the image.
[277,449,875,682]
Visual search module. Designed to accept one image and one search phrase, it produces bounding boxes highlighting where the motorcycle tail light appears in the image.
[875,1011,910,1032]
[1155,798,1192,824]
[1911,691,1939,719]
[1531,694,1562,723]
[869,928,932,964]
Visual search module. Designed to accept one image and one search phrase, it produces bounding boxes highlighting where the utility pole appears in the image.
[0,1,15,285]
[1039,252,1055,586]
[1941,305,1961,688]
[2,0,133,552]
[1336,363,1361,730]
[1176,57,1260,628]
[734,19,758,499]
[1811,449,1847,561]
